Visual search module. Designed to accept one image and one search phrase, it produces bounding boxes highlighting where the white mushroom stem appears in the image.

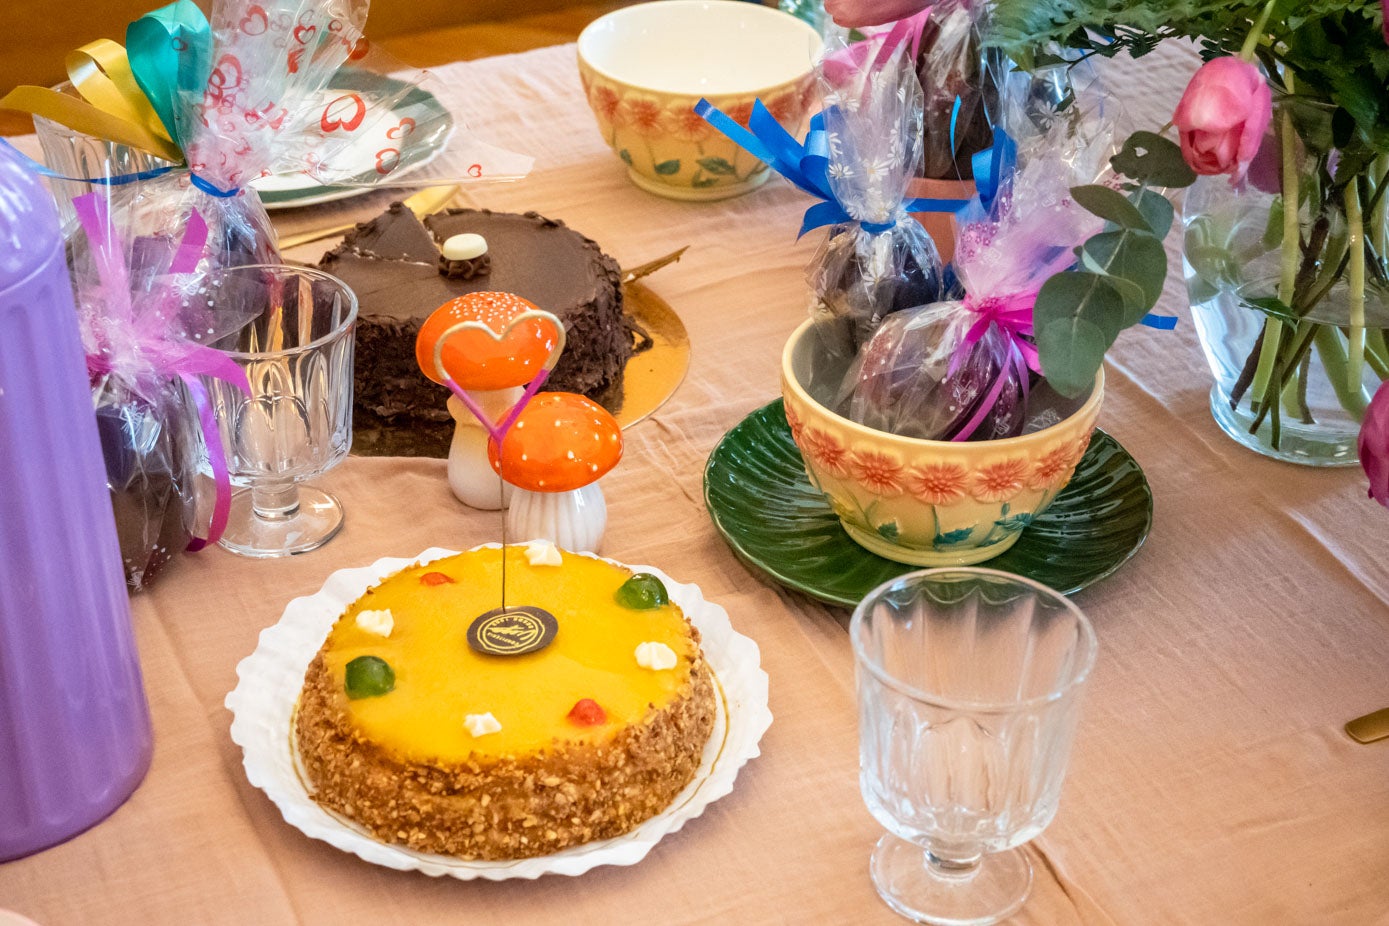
[446,389,521,510]
[506,482,607,553]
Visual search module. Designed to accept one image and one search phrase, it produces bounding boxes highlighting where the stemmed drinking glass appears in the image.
[200,265,357,558]
[851,568,1097,926]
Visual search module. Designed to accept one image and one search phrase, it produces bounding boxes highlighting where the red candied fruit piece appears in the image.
[567,698,607,726]
[419,571,455,586]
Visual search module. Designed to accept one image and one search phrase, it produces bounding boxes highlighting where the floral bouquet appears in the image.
[989,0,1389,486]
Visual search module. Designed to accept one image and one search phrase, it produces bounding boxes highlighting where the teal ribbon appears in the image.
[696,98,972,239]
[126,0,211,151]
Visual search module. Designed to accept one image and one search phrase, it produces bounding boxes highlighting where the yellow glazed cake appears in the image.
[294,545,717,860]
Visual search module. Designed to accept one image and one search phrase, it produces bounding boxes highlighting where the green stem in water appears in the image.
[1364,329,1389,380]
[1371,158,1389,276]
[1345,181,1367,390]
[1313,325,1370,422]
[1252,322,1316,433]
[1252,103,1302,408]
[1279,323,1313,423]
[1240,0,1277,60]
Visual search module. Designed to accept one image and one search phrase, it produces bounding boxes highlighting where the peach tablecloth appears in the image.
[4,42,1389,926]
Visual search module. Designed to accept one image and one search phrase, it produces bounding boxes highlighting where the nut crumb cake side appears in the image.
[294,546,717,859]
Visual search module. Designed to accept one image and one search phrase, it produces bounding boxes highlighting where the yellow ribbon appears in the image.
[0,38,183,164]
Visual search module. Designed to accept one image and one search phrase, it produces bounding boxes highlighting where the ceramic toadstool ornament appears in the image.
[487,392,623,552]
[415,291,564,509]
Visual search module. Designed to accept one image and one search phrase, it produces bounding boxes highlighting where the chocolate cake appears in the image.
[319,206,635,453]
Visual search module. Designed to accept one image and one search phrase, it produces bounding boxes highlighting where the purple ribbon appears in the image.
[948,291,1040,442]
[74,194,249,550]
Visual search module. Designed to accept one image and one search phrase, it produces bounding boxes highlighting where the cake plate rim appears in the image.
[225,544,772,879]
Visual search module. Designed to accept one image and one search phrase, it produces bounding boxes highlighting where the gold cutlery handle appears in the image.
[279,222,356,251]
[1346,706,1389,743]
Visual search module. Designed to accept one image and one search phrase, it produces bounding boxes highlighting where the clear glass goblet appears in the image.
[200,265,357,558]
[851,568,1097,926]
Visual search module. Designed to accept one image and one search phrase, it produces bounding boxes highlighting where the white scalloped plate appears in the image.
[225,545,772,879]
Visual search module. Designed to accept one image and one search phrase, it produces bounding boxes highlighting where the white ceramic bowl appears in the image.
[577,0,822,200]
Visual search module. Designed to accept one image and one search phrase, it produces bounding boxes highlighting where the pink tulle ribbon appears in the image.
[74,194,249,550]
[947,290,1040,442]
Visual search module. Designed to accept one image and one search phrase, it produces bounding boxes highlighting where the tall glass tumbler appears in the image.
[32,84,175,234]
[851,569,1097,926]
[200,265,357,557]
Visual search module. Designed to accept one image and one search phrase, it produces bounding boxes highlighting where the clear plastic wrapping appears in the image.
[20,0,532,272]
[914,0,1000,181]
[72,190,255,589]
[839,100,1116,441]
[803,19,949,388]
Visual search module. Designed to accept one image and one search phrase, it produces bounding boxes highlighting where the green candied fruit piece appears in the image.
[615,573,669,610]
[344,655,395,700]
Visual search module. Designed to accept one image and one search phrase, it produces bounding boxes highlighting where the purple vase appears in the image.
[0,145,153,861]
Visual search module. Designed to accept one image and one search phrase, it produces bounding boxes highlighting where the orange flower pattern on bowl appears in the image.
[780,320,1104,567]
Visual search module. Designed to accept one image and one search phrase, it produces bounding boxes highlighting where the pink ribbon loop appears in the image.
[946,290,1041,442]
[73,193,249,551]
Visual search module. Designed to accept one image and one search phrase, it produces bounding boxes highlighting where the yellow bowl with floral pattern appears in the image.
[577,0,821,201]
[781,319,1104,567]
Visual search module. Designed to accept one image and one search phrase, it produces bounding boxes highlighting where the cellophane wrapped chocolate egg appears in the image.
[838,302,1027,441]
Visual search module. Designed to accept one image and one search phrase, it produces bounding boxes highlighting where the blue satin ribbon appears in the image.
[1140,312,1178,329]
[948,95,1016,217]
[971,127,1016,214]
[2,140,238,200]
[0,137,174,186]
[125,0,211,152]
[189,173,239,198]
[696,98,972,239]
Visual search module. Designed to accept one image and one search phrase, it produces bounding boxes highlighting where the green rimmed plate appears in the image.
[703,400,1153,606]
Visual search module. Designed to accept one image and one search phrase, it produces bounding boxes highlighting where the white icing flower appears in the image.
[355,609,394,638]
[524,540,563,567]
[634,641,678,671]
[464,712,502,737]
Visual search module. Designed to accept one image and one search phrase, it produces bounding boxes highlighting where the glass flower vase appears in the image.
[1183,98,1389,466]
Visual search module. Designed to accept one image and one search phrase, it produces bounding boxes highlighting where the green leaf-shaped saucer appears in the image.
[704,400,1153,607]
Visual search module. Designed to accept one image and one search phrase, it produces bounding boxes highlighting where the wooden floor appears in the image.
[0,3,625,137]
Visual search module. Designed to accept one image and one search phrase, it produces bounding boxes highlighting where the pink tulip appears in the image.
[1383,0,1389,46]
[1360,380,1389,510]
[1172,57,1272,184]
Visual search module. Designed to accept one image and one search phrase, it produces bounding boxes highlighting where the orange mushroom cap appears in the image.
[415,291,561,391]
[487,392,623,492]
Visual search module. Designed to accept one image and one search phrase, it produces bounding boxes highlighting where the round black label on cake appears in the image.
[467,606,558,656]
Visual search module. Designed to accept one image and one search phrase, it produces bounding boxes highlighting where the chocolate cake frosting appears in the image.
[319,205,633,440]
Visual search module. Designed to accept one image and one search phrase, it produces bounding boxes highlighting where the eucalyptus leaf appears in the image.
[1130,188,1175,238]
[1076,251,1148,309]
[1111,131,1197,188]
[1184,244,1241,302]
[1079,229,1168,324]
[1072,184,1151,230]
[1034,271,1128,397]
[1037,314,1113,398]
